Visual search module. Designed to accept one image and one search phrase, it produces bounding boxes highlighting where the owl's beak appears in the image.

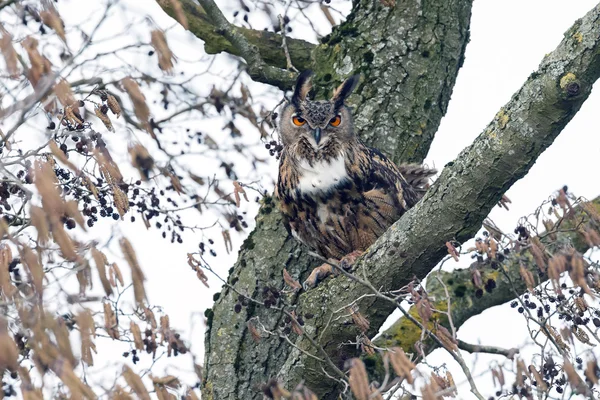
[312,128,322,145]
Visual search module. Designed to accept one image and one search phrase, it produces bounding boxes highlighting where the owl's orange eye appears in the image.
[292,116,306,126]
[329,115,341,127]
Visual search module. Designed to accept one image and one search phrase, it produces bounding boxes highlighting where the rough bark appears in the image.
[280,5,600,396]
[186,0,474,398]
[156,0,600,399]
[157,0,472,163]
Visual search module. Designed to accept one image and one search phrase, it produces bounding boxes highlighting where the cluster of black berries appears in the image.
[41,150,188,243]
[123,349,141,364]
[199,239,218,257]
[8,258,21,286]
[264,140,283,160]
[0,180,27,222]
[234,294,250,313]
[280,313,306,336]
[226,212,249,231]
[2,380,16,397]
[262,286,280,309]
[542,357,565,392]
[514,225,530,241]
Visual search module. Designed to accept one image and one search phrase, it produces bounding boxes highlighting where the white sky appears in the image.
[4,0,600,398]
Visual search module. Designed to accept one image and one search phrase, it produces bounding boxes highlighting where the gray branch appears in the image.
[200,0,474,398]
[278,3,600,397]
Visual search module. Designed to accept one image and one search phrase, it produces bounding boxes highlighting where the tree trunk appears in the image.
[156,1,600,399]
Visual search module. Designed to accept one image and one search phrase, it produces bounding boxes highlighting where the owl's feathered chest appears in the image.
[275,143,419,259]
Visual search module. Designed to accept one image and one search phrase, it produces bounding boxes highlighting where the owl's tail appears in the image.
[399,164,437,195]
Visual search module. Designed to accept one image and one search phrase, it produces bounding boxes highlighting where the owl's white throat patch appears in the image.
[297,155,348,194]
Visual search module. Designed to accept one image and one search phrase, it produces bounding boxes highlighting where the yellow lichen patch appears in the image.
[415,121,427,135]
[495,109,509,130]
[572,32,583,43]
[560,72,577,89]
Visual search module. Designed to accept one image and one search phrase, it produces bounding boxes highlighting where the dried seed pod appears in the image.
[120,238,146,306]
[123,365,151,400]
[95,105,115,132]
[348,304,370,333]
[131,321,144,351]
[103,303,119,339]
[106,94,121,118]
[283,269,302,291]
[348,358,370,400]
[388,347,415,384]
[150,29,176,74]
[0,26,18,77]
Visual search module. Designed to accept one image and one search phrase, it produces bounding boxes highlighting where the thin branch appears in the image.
[457,340,519,360]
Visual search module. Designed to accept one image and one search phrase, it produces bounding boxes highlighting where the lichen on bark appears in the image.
[188,0,476,397]
[155,0,600,398]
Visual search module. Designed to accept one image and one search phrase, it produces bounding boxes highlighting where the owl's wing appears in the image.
[363,147,422,209]
[341,146,421,244]
[398,163,437,197]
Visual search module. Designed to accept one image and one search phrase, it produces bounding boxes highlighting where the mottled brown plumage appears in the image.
[275,71,435,287]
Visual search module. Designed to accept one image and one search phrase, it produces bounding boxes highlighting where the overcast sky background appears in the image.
[14,0,600,398]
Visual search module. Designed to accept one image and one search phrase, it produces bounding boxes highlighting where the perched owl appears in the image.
[275,71,436,288]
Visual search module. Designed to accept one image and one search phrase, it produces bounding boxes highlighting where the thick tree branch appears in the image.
[193,0,295,89]
[198,0,474,398]
[371,197,600,379]
[277,3,600,396]
[158,0,472,163]
[156,0,314,86]
[196,1,473,399]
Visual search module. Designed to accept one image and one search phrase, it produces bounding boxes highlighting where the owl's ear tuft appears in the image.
[331,74,360,109]
[291,70,313,107]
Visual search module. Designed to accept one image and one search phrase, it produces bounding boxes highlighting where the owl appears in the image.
[275,71,436,288]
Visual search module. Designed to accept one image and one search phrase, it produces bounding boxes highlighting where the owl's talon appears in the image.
[303,263,334,290]
[339,250,364,271]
